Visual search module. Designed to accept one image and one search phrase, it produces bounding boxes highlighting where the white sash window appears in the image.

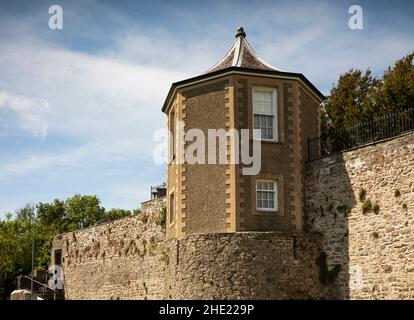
[256,181,278,211]
[253,88,278,141]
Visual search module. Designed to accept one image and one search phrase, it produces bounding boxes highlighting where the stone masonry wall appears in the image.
[52,198,323,299]
[167,232,323,299]
[52,198,167,300]
[305,133,414,299]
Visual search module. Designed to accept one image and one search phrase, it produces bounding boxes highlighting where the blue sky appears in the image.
[0,0,413,217]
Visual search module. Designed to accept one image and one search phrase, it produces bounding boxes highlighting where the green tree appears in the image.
[321,52,414,153]
[376,52,414,113]
[0,212,33,299]
[35,199,68,269]
[65,194,105,230]
[321,69,380,152]
[0,194,139,299]
[15,203,35,223]
[103,208,133,222]
[36,199,66,233]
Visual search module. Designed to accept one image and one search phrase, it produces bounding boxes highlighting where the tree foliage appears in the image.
[322,52,414,151]
[0,194,136,299]
[64,194,105,230]
[0,214,33,299]
[377,52,414,113]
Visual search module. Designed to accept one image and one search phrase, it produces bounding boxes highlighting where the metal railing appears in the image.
[151,182,167,199]
[17,275,57,300]
[308,108,414,161]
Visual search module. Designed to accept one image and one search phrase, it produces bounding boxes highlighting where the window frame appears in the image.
[252,87,278,142]
[169,107,176,164]
[255,180,278,212]
[169,191,175,227]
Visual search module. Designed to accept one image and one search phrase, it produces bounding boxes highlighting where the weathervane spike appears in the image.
[235,26,246,38]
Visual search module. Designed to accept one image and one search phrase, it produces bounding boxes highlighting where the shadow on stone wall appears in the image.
[305,153,356,299]
[306,132,414,300]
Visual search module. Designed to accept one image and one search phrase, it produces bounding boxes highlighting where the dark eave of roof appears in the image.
[161,66,326,113]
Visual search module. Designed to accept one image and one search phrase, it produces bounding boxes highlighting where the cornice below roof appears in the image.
[162,67,325,113]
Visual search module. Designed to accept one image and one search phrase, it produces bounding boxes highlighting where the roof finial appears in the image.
[235,26,246,38]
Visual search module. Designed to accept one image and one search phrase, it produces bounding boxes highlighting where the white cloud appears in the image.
[0,39,188,178]
[0,91,49,139]
[104,29,223,74]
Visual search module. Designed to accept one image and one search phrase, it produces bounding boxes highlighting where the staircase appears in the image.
[17,275,64,300]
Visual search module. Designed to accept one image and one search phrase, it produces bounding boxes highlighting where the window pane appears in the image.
[258,115,263,128]
[254,113,276,140]
[263,199,269,208]
[267,116,273,126]
[267,116,274,139]
[253,115,273,140]
[253,90,273,114]
[267,128,273,139]
[254,115,259,128]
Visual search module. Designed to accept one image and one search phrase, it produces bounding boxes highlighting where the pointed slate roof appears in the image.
[162,27,325,113]
[206,27,280,73]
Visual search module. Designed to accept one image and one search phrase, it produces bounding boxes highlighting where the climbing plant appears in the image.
[317,251,341,285]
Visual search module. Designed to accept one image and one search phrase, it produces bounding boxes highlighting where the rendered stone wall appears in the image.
[182,80,229,235]
[305,133,414,299]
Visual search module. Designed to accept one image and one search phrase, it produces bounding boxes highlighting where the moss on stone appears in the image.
[358,188,367,202]
[362,199,372,214]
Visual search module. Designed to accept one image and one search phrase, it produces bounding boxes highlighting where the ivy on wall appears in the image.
[317,251,341,285]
